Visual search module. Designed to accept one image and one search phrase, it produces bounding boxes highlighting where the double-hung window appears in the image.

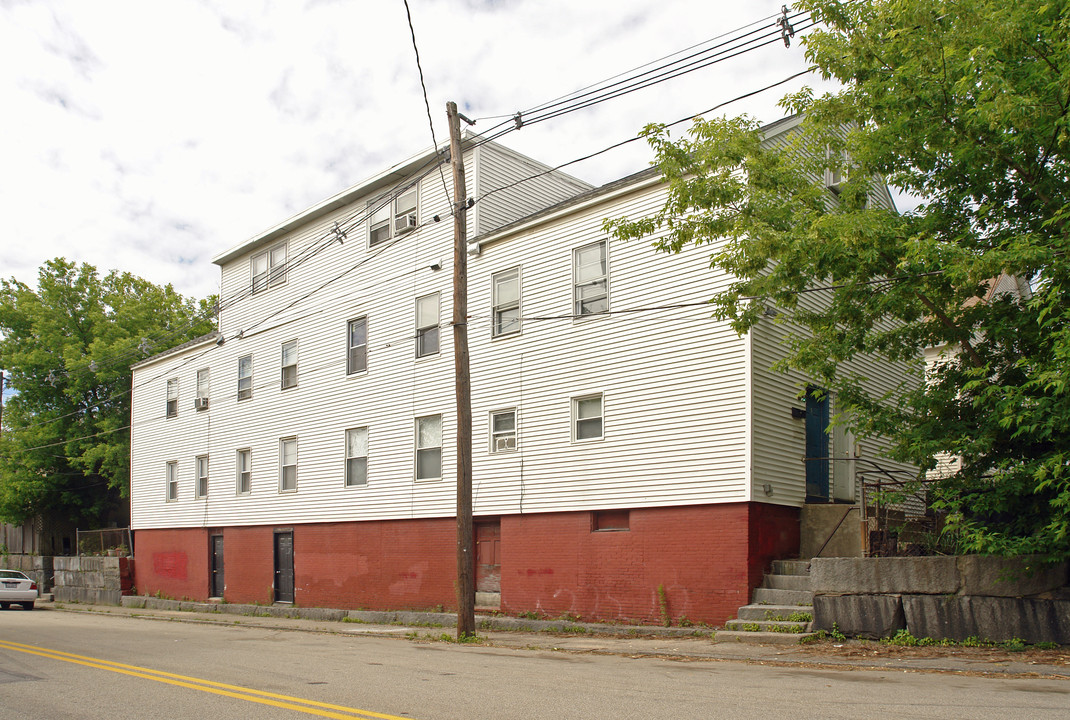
[490,409,517,453]
[279,438,297,492]
[281,340,298,389]
[347,317,368,374]
[415,415,442,481]
[237,355,253,401]
[368,188,418,247]
[166,461,178,501]
[573,240,608,315]
[166,378,178,418]
[196,455,209,499]
[492,268,521,337]
[345,427,369,486]
[415,293,439,357]
[236,449,252,495]
[252,241,287,293]
[195,368,210,410]
[572,394,604,441]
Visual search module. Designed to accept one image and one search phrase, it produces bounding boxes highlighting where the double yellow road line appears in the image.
[0,639,416,719]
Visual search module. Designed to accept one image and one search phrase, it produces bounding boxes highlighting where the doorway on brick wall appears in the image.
[273,531,294,604]
[475,520,500,609]
[209,534,224,598]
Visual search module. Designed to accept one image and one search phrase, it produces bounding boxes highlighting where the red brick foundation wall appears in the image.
[133,502,799,624]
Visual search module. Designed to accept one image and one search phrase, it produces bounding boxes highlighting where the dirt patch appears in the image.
[800,639,1070,666]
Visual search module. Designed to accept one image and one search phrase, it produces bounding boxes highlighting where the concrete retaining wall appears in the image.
[1,554,54,593]
[811,556,1070,643]
[53,556,134,605]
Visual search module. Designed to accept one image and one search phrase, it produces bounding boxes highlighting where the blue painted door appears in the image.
[805,387,830,502]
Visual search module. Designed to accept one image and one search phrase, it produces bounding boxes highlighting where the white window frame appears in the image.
[415,414,442,481]
[347,317,368,375]
[195,455,209,499]
[196,368,210,410]
[166,378,178,418]
[492,267,521,337]
[279,437,298,493]
[281,340,298,390]
[368,187,419,247]
[572,394,604,442]
[237,354,253,401]
[251,241,287,293]
[166,461,178,502]
[345,427,369,487]
[489,408,517,453]
[572,240,608,316]
[236,449,252,495]
[415,293,440,358]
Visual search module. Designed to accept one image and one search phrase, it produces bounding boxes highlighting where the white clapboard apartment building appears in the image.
[129,115,912,625]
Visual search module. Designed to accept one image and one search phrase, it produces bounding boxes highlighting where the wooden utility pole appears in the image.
[447,100,475,639]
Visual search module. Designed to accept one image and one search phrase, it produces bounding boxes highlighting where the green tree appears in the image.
[0,259,215,528]
[606,0,1070,560]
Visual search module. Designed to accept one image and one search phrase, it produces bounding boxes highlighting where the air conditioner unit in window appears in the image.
[494,437,516,452]
[194,397,209,411]
[394,214,417,234]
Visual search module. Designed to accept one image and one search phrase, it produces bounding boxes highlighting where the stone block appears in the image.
[53,557,76,572]
[903,595,1070,644]
[811,557,959,594]
[812,594,905,638]
[801,505,862,559]
[957,556,1069,597]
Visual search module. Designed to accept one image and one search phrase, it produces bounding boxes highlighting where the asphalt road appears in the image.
[1,609,1068,719]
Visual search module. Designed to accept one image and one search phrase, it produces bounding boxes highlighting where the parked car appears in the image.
[0,569,37,610]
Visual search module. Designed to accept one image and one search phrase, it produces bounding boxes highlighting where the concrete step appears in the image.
[715,630,815,645]
[751,587,813,606]
[735,604,814,622]
[771,559,811,576]
[724,619,813,633]
[763,574,812,591]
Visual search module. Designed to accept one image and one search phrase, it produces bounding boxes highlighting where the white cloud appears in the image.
[0,0,821,300]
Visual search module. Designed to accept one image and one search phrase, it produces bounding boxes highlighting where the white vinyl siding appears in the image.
[281,340,298,390]
[492,268,521,337]
[166,461,178,501]
[345,427,369,487]
[279,437,297,492]
[415,415,442,481]
[415,293,439,358]
[196,455,209,499]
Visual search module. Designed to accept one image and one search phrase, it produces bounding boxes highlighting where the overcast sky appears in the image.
[0,0,823,301]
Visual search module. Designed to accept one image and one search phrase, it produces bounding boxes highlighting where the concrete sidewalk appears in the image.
[37,596,1070,680]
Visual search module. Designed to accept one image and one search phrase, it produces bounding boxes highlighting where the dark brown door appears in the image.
[475,521,501,593]
[209,535,224,598]
[273,531,294,603]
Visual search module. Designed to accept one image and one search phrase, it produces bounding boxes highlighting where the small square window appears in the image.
[368,187,419,247]
[572,394,603,441]
[490,409,517,453]
[236,449,252,495]
[166,378,178,418]
[166,461,178,502]
[237,355,253,401]
[415,415,442,481]
[347,317,368,375]
[281,340,298,390]
[415,293,440,358]
[593,509,629,531]
[196,455,209,499]
[279,437,297,492]
[345,427,369,487]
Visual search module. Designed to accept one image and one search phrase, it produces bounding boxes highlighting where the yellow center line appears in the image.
[0,639,417,720]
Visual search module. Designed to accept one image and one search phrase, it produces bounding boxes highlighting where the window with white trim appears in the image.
[345,427,369,487]
[347,317,368,375]
[415,415,442,481]
[279,437,297,492]
[368,187,418,247]
[195,368,210,410]
[281,340,298,390]
[415,293,439,358]
[573,240,608,316]
[252,241,287,293]
[236,449,252,495]
[489,409,517,453]
[166,378,178,418]
[237,355,253,401]
[572,394,604,441]
[492,268,521,337]
[166,461,178,501]
[196,455,209,499]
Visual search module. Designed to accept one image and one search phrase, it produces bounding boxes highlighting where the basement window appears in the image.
[592,509,629,532]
